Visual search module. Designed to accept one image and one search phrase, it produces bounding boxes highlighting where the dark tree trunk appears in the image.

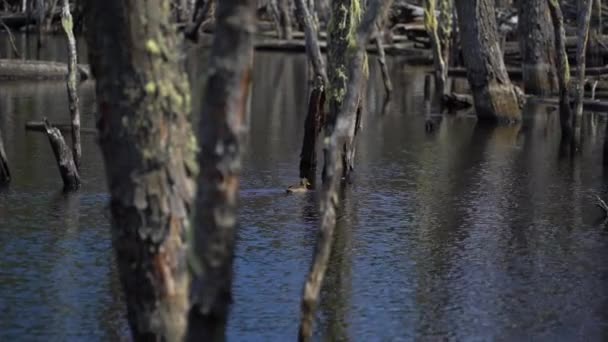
[454,0,522,122]
[573,0,593,147]
[294,0,327,83]
[84,0,196,340]
[187,0,255,340]
[518,0,558,95]
[548,0,573,140]
[298,77,325,187]
[0,127,10,186]
[43,119,80,191]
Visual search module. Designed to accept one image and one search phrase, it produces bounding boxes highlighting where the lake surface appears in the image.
[2,34,608,341]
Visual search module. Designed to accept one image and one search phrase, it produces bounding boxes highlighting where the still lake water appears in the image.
[2,34,608,341]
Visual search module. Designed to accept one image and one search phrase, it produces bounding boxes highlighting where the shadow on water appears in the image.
[2,33,608,340]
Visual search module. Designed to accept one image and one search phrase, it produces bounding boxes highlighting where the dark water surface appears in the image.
[2,34,608,341]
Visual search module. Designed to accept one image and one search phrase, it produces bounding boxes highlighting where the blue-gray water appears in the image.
[2,34,608,341]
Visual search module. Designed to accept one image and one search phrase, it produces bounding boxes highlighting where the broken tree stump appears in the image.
[43,119,80,191]
[298,76,326,187]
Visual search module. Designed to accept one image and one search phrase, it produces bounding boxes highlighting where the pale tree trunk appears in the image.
[298,2,393,340]
[454,0,522,122]
[279,0,293,40]
[573,0,593,146]
[84,0,197,340]
[547,0,573,140]
[518,0,558,95]
[437,0,452,86]
[0,127,9,186]
[424,0,447,96]
[187,0,255,340]
[61,0,81,170]
[43,119,81,191]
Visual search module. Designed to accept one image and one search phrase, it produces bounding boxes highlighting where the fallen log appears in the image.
[43,118,80,191]
[0,59,90,80]
[529,96,608,113]
[442,92,473,111]
[25,121,96,134]
[449,66,608,80]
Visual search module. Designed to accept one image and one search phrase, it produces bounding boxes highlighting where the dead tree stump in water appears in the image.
[61,0,81,170]
[43,119,80,191]
[0,127,10,186]
[299,76,325,187]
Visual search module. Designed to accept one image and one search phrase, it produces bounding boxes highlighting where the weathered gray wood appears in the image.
[43,119,80,191]
[294,0,327,83]
[84,0,196,340]
[61,0,81,170]
[187,0,255,340]
[375,24,393,98]
[0,59,89,80]
[298,76,325,186]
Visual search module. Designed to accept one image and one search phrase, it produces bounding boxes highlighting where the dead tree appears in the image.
[61,0,81,170]
[44,119,80,191]
[187,0,255,340]
[518,0,558,95]
[375,22,393,99]
[298,2,393,341]
[424,0,447,96]
[573,0,593,146]
[84,0,196,340]
[454,0,522,122]
[278,0,293,40]
[548,0,573,140]
[0,127,9,186]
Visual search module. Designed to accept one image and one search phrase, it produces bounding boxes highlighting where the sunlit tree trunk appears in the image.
[518,0,558,95]
[187,0,255,340]
[454,0,522,122]
[84,0,196,340]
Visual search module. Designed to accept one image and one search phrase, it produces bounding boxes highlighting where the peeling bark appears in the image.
[454,0,522,122]
[187,0,255,340]
[84,0,196,340]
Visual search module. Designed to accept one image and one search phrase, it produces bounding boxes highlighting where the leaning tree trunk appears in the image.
[61,0,81,170]
[84,0,197,340]
[548,0,573,140]
[187,0,255,340]
[454,0,522,122]
[298,2,392,340]
[0,127,10,186]
[518,0,558,95]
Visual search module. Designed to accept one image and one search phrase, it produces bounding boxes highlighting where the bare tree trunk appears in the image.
[438,0,452,75]
[518,0,558,95]
[84,0,196,340]
[35,0,43,52]
[61,0,81,170]
[424,0,447,96]
[375,24,392,99]
[44,119,80,191]
[0,19,22,58]
[184,0,214,41]
[588,0,602,67]
[294,0,327,83]
[278,0,293,40]
[548,0,573,140]
[187,0,255,340]
[298,2,392,341]
[573,0,593,146]
[454,0,522,122]
[45,0,59,31]
[298,76,325,187]
[0,127,10,186]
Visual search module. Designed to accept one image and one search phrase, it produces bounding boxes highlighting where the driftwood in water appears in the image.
[0,59,90,80]
[43,119,80,191]
[0,127,9,186]
[442,92,473,110]
[25,121,96,134]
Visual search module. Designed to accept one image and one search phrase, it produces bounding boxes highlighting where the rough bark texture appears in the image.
[437,0,452,74]
[278,0,293,40]
[573,0,593,146]
[43,119,80,191]
[61,0,81,170]
[0,127,10,186]
[187,0,255,340]
[518,0,558,95]
[298,2,392,340]
[424,0,446,96]
[548,0,573,139]
[184,0,214,41]
[454,0,522,122]
[84,0,197,340]
[299,76,325,186]
[294,0,327,83]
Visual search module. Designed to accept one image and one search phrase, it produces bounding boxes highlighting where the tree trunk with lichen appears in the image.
[437,0,452,89]
[518,0,558,95]
[547,0,573,140]
[454,0,521,122]
[187,0,255,340]
[61,0,81,170]
[83,0,197,340]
